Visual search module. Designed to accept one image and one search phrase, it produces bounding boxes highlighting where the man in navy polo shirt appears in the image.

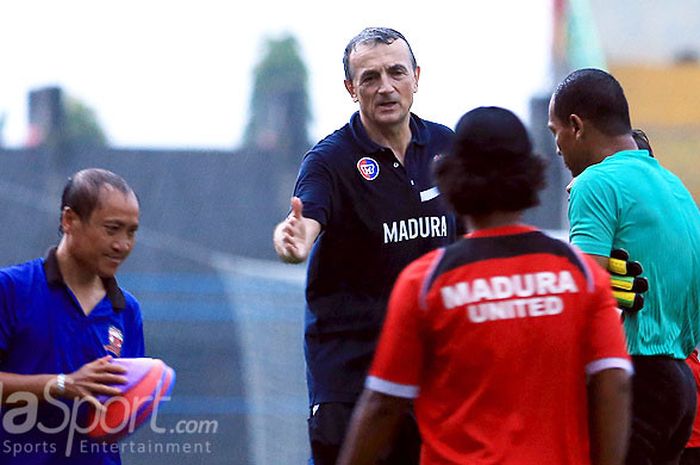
[273,27,458,465]
[0,168,144,465]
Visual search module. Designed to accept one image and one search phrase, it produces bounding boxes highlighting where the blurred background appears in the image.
[0,0,698,463]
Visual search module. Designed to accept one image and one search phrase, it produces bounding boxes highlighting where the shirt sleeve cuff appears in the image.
[365,376,419,399]
[300,208,326,228]
[570,239,612,258]
[586,357,634,376]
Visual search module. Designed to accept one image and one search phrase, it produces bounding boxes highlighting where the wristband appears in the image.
[56,373,66,395]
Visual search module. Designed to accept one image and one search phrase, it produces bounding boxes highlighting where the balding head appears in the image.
[60,168,137,233]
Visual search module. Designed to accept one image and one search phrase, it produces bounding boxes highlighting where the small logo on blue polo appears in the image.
[357,157,380,181]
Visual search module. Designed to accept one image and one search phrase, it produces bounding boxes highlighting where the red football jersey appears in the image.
[368,225,631,465]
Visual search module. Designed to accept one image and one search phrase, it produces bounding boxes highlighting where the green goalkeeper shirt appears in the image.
[569,149,700,358]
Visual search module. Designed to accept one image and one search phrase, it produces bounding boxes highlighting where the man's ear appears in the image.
[61,207,78,234]
[569,114,585,139]
[413,66,421,93]
[344,80,358,103]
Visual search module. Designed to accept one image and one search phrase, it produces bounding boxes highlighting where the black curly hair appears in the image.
[434,107,546,217]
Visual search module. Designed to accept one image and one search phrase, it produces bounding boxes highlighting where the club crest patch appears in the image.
[104,326,124,357]
[357,157,380,181]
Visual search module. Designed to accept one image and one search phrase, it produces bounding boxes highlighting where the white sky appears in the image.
[0,0,553,150]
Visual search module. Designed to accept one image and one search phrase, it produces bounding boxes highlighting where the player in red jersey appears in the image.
[337,106,633,465]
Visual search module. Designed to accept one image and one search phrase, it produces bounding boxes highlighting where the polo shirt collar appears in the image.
[349,111,428,154]
[43,247,126,311]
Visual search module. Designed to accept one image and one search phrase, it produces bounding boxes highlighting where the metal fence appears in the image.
[120,260,309,465]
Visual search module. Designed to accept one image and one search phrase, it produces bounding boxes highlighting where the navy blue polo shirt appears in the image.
[294,111,458,404]
[0,248,144,465]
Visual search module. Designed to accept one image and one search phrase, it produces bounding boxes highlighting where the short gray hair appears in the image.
[342,27,417,80]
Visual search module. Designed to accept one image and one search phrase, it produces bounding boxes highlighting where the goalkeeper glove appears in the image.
[608,248,648,313]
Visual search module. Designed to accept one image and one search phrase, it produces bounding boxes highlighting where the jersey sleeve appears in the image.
[292,151,334,228]
[583,256,633,376]
[366,255,434,399]
[568,172,618,257]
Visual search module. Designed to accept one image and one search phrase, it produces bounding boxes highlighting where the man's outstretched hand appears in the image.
[273,197,320,264]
